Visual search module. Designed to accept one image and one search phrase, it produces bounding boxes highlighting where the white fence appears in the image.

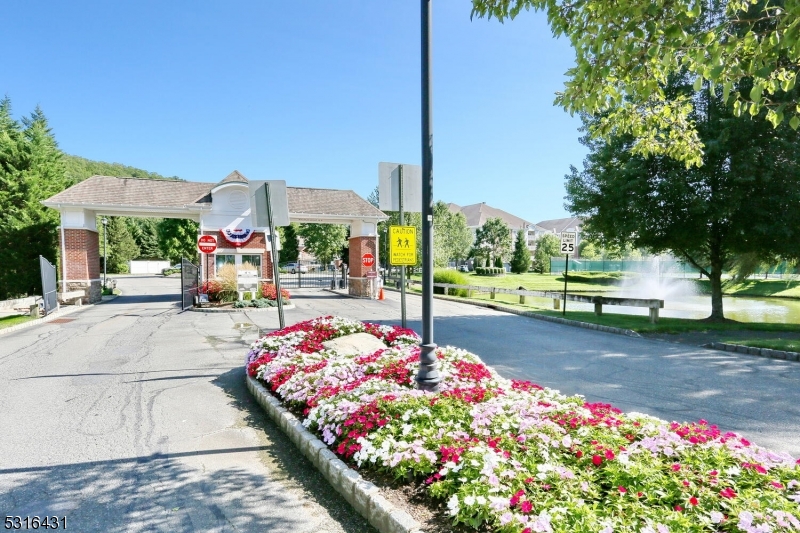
[128,260,171,274]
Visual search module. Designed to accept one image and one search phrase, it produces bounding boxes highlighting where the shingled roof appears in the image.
[44,176,213,208]
[43,175,386,220]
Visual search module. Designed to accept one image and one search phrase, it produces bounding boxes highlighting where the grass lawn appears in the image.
[723,338,800,351]
[718,278,800,298]
[406,284,800,334]
[410,271,623,292]
[0,314,34,329]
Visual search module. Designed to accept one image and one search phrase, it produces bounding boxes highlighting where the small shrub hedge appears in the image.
[475,267,505,276]
[433,269,469,297]
[557,271,638,285]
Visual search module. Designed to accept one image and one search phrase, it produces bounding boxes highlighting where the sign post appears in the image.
[197,235,218,290]
[560,232,576,316]
[388,225,417,328]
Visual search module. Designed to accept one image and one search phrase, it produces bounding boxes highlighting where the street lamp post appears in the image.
[415,0,441,392]
[102,218,108,290]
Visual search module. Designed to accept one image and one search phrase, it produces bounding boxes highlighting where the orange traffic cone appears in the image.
[378,287,385,300]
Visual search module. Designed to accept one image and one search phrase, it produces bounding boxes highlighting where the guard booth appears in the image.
[43,170,388,303]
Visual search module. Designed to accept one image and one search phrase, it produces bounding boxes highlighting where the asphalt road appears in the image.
[0,276,374,533]
[1,276,798,533]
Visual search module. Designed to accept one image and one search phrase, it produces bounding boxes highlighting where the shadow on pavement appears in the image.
[209,366,376,533]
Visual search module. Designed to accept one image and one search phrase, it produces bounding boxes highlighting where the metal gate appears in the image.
[180,257,199,310]
[278,260,347,289]
[39,255,58,315]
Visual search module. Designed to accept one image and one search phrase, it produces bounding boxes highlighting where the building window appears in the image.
[215,254,235,272]
[240,254,262,277]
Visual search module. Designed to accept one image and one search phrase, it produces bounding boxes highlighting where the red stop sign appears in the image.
[197,235,217,254]
[361,253,375,268]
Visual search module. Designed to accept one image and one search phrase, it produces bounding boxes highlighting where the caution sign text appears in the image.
[389,225,417,266]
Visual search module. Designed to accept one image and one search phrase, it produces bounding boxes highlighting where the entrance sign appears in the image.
[378,162,422,212]
[197,235,217,254]
[388,225,417,265]
[366,271,377,279]
[249,180,290,227]
[362,253,375,268]
[560,232,576,255]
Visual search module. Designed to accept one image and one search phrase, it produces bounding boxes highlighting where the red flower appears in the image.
[689,497,699,506]
[618,486,627,493]
[592,455,603,466]
[719,487,737,499]
[671,463,681,472]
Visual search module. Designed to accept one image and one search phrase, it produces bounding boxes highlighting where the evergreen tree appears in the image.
[532,233,561,274]
[510,229,531,273]
[105,217,139,273]
[158,219,199,264]
[0,99,67,299]
[278,223,300,263]
[128,218,161,259]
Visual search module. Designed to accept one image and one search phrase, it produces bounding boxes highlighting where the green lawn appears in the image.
[411,271,623,292]
[723,338,800,351]
[718,279,800,298]
[0,314,34,329]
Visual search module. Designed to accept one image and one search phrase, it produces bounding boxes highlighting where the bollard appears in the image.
[518,286,526,305]
[553,298,560,310]
[30,304,40,318]
[490,289,496,300]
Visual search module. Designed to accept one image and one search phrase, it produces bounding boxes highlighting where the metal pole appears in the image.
[399,165,407,328]
[265,182,285,329]
[563,254,568,316]
[102,218,107,290]
[416,0,440,392]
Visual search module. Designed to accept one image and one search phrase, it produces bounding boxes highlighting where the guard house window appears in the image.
[240,255,262,277]
[215,254,235,272]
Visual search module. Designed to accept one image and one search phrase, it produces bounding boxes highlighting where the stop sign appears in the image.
[197,234,217,254]
[361,253,375,268]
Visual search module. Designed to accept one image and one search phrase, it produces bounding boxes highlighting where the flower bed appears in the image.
[246,316,800,533]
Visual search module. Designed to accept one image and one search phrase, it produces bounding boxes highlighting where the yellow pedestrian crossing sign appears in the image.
[389,225,417,266]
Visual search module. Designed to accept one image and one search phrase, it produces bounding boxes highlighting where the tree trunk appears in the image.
[708,254,725,321]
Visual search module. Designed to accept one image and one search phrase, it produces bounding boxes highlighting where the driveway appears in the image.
[0,275,373,533]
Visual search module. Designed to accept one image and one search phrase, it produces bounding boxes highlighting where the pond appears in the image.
[565,278,800,324]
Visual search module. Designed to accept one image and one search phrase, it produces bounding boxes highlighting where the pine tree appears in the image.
[510,229,531,273]
[0,100,67,299]
[105,217,140,273]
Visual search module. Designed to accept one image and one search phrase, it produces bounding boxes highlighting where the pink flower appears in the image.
[520,500,533,514]
[618,486,627,493]
[604,449,615,460]
[671,463,681,472]
[674,505,683,511]
[719,487,737,499]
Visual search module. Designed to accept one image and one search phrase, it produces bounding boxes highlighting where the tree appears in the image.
[0,99,68,299]
[298,223,348,264]
[277,223,300,263]
[565,78,800,319]
[433,201,473,268]
[105,217,139,273]
[128,218,161,259]
[510,228,531,273]
[474,217,512,266]
[158,218,199,264]
[532,233,561,274]
[471,0,800,165]
[578,240,601,260]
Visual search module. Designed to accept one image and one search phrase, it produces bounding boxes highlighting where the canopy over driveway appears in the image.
[43,171,387,303]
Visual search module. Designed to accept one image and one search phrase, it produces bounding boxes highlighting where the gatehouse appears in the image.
[43,170,386,303]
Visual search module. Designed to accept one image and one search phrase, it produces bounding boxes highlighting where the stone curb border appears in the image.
[384,287,640,338]
[704,342,800,363]
[245,375,424,533]
[0,303,91,336]
[188,304,295,313]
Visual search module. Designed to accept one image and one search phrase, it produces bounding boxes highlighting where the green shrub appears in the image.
[493,256,503,268]
[433,269,469,297]
[243,291,253,301]
[233,300,247,308]
[475,267,504,276]
[251,298,270,308]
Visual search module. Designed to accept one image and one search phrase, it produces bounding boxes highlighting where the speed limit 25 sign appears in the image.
[560,232,576,255]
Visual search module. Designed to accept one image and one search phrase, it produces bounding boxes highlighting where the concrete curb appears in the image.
[189,304,295,313]
[704,342,800,363]
[245,375,425,533]
[0,304,90,336]
[385,287,640,338]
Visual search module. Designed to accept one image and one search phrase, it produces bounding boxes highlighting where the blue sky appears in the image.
[3,1,586,223]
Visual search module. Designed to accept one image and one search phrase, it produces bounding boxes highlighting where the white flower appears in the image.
[709,511,724,524]
[463,495,476,506]
[447,495,459,516]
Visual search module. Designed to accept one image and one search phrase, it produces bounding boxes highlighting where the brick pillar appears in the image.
[61,228,101,304]
[349,236,377,297]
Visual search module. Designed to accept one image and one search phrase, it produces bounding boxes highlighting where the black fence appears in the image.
[39,255,58,315]
[181,257,199,309]
[278,260,348,289]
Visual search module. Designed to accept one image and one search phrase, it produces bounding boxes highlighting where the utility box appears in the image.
[237,269,259,299]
